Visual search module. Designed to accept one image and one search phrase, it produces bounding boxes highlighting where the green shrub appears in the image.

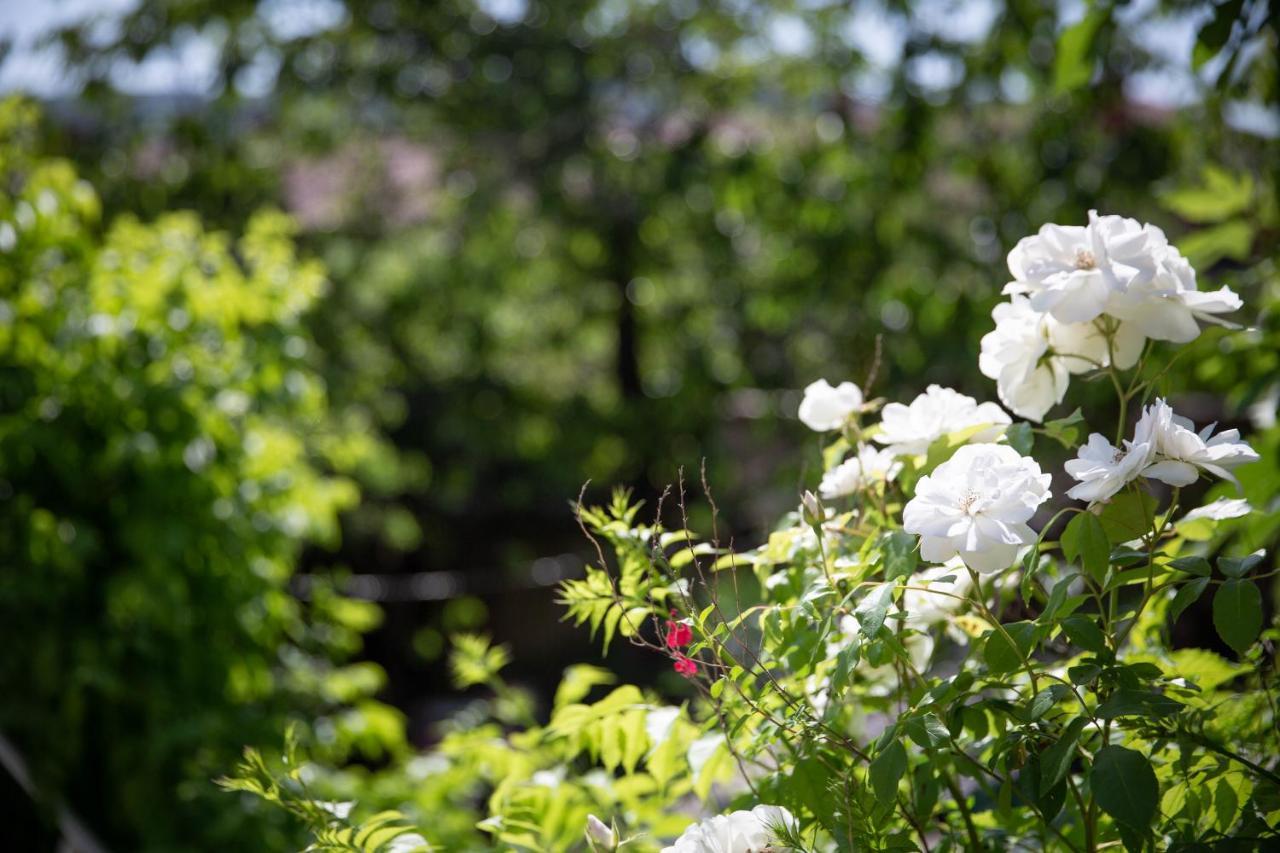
[0,98,401,851]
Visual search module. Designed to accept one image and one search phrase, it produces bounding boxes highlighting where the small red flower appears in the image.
[665,621,693,648]
[672,654,698,677]
[664,610,693,648]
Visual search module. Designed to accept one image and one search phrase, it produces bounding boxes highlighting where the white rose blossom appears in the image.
[1065,399,1258,503]
[1063,416,1157,504]
[661,805,797,853]
[1106,245,1243,343]
[874,385,1011,456]
[1179,497,1252,524]
[1137,398,1259,487]
[1004,211,1243,344]
[798,379,863,432]
[819,444,902,499]
[1004,211,1167,324]
[903,443,1051,573]
[979,296,1142,421]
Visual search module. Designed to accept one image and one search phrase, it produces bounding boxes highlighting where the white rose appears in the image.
[1106,245,1243,343]
[819,444,902,499]
[903,443,1051,573]
[874,385,1011,456]
[1136,398,1259,487]
[980,296,1148,422]
[1063,411,1158,504]
[1179,497,1251,523]
[797,379,863,432]
[662,805,797,853]
[1004,211,1167,324]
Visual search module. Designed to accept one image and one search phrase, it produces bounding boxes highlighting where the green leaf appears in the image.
[984,621,1036,674]
[1006,422,1034,455]
[1169,577,1210,623]
[870,740,908,803]
[1040,717,1087,792]
[1160,166,1252,223]
[855,583,897,637]
[905,713,950,750]
[1097,492,1157,545]
[1039,574,1078,625]
[1091,745,1159,829]
[1214,776,1240,832]
[1062,513,1109,584]
[1069,663,1101,685]
[1168,556,1211,577]
[1218,551,1264,579]
[882,530,918,582]
[1096,688,1182,720]
[1040,409,1085,448]
[1213,579,1262,654]
[1178,220,1255,269]
[1060,614,1108,655]
[1053,10,1106,94]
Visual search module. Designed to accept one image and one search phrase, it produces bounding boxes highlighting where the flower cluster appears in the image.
[800,378,1039,574]
[1066,398,1258,503]
[982,212,1241,421]
[580,211,1262,852]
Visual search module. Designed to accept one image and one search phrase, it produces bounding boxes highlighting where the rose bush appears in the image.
[227,212,1278,851]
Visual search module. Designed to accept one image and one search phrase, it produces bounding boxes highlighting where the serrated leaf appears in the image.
[870,740,908,803]
[1039,574,1077,625]
[1006,422,1034,455]
[1040,408,1085,448]
[905,713,950,750]
[1041,717,1088,792]
[882,530,918,581]
[1060,614,1108,654]
[1097,492,1157,545]
[1218,551,1264,579]
[1169,576,1210,623]
[1169,556,1211,577]
[855,582,896,637]
[1213,579,1262,654]
[1091,745,1159,829]
[983,621,1036,674]
[1096,688,1182,719]
[1062,512,1109,583]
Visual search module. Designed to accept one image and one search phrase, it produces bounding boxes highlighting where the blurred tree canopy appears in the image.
[1,0,1277,849]
[38,0,1276,549]
[0,99,413,850]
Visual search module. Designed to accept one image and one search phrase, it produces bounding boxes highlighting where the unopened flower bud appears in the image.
[801,490,824,527]
[585,814,617,851]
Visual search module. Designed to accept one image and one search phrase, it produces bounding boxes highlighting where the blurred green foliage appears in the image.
[0,99,410,850]
[41,0,1276,546]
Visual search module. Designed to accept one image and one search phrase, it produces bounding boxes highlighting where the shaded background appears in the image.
[0,0,1277,850]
